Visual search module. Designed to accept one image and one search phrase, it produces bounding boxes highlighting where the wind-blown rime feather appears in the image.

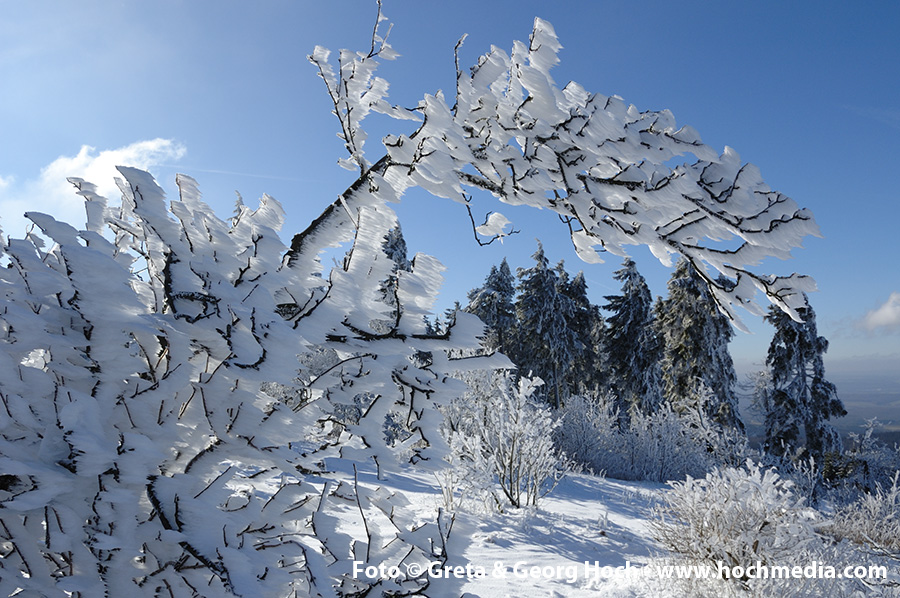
[303,17,820,331]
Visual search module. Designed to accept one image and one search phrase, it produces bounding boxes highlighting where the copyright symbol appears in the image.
[406,562,424,577]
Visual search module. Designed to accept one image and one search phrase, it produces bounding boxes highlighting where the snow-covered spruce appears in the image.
[510,243,577,408]
[463,258,515,355]
[602,258,662,417]
[656,257,743,431]
[757,298,846,462]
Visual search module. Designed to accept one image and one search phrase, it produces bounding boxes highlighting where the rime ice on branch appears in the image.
[304,14,820,331]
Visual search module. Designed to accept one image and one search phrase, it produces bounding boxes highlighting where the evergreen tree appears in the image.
[465,258,516,353]
[381,224,410,270]
[511,242,575,408]
[559,268,607,397]
[656,258,742,430]
[602,259,662,415]
[761,299,846,460]
[367,224,414,335]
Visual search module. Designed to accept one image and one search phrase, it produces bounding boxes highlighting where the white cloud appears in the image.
[0,139,185,238]
[862,292,900,332]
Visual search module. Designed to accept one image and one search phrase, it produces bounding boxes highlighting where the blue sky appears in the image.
[2,1,898,386]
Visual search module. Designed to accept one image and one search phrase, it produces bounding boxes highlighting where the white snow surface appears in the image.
[345,462,676,597]
[340,461,900,598]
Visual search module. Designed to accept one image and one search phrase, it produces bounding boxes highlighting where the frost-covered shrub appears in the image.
[840,418,900,495]
[764,418,900,507]
[0,167,502,598]
[556,386,747,482]
[553,393,620,474]
[437,369,507,512]
[435,432,496,513]
[650,460,821,580]
[825,471,900,556]
[769,452,822,505]
[439,373,566,510]
[621,403,716,481]
[651,540,898,598]
[487,377,566,507]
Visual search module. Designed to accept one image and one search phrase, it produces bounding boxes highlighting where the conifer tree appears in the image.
[656,258,742,430]
[373,224,412,333]
[602,259,662,415]
[511,243,575,408]
[560,269,607,398]
[761,299,845,460]
[381,224,410,269]
[465,258,516,353]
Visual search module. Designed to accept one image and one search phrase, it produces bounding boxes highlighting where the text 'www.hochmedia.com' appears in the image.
[352,559,889,585]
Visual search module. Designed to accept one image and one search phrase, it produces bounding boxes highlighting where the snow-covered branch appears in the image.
[310,17,820,329]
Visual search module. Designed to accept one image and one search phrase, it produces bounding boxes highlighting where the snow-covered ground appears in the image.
[352,464,676,596]
[454,474,666,597]
[354,463,899,598]
[350,465,657,596]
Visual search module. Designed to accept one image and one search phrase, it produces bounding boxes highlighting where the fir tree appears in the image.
[656,258,742,430]
[381,224,410,270]
[560,268,607,398]
[465,258,516,353]
[602,259,662,416]
[371,224,412,333]
[761,299,846,460]
[511,243,575,408]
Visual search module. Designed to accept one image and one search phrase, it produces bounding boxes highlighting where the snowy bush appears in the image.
[0,166,503,598]
[553,393,620,475]
[841,418,900,495]
[621,403,716,481]
[439,373,567,511]
[651,541,898,598]
[650,460,822,580]
[556,385,747,482]
[435,431,496,513]
[759,418,900,507]
[825,471,900,557]
[486,377,567,508]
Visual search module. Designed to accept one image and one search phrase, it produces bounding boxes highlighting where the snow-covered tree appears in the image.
[559,268,607,398]
[469,254,604,402]
[510,243,575,407]
[371,223,412,334]
[759,299,845,460]
[656,258,743,430]
[602,258,662,416]
[464,258,515,353]
[300,6,823,411]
